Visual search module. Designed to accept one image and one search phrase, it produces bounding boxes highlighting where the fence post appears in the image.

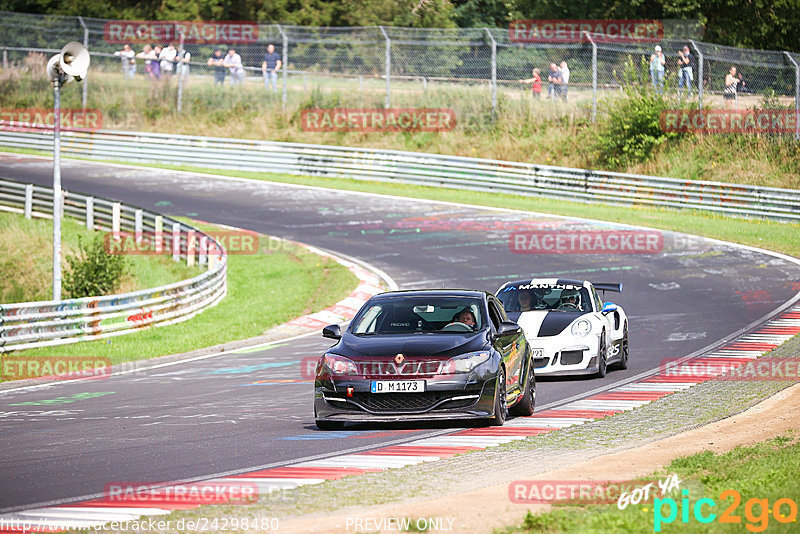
[278,25,288,110]
[485,29,497,118]
[2,49,7,69]
[584,31,597,122]
[172,222,181,262]
[24,184,33,218]
[176,24,186,113]
[784,52,800,141]
[199,235,208,266]
[85,197,93,229]
[689,40,703,109]
[112,202,121,240]
[154,215,163,253]
[379,26,390,108]
[134,209,143,243]
[186,229,196,266]
[78,16,88,110]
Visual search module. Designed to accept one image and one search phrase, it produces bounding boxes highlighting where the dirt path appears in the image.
[279,383,800,533]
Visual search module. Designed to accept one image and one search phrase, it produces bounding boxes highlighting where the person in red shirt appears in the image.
[519,68,542,99]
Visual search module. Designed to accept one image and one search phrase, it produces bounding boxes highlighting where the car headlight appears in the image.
[322,354,359,375]
[440,351,491,374]
[571,319,592,337]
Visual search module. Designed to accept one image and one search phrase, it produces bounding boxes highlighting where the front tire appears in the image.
[489,366,508,426]
[509,359,535,416]
[595,331,607,378]
[614,323,629,370]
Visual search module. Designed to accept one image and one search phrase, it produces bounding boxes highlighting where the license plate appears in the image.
[370,380,426,393]
[531,348,544,358]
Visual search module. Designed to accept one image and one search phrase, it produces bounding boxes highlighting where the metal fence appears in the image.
[0,10,798,133]
[0,177,228,352]
[1,127,798,222]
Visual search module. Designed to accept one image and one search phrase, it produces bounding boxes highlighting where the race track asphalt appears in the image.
[1,154,798,511]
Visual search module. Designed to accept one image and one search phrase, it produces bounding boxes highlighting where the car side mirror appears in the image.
[322,324,342,340]
[496,321,521,336]
[601,302,618,315]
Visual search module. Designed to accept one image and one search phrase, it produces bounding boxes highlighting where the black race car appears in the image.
[314,290,536,429]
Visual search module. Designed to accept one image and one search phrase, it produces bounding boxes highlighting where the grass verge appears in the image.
[0,209,199,303]
[10,220,358,370]
[501,433,800,533]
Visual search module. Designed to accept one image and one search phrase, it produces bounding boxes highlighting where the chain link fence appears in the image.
[0,11,798,137]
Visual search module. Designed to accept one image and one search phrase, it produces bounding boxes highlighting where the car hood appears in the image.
[335,331,488,358]
[514,310,589,337]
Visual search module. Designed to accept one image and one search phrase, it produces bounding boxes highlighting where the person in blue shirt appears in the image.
[261,44,282,93]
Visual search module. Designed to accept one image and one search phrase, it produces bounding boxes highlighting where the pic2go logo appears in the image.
[654,489,799,532]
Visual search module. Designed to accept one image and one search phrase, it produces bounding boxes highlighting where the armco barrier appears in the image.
[0,178,227,352]
[1,126,799,221]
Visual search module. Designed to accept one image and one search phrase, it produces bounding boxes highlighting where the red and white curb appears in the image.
[2,305,798,531]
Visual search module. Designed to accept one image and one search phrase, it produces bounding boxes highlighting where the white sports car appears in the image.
[496,279,628,377]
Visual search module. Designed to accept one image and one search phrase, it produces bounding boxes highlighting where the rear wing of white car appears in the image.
[594,283,623,294]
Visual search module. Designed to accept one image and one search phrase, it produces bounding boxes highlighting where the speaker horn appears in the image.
[58,42,90,82]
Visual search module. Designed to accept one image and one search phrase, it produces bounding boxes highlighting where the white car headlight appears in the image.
[571,319,592,337]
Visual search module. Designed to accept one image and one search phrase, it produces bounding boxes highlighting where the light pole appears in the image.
[46,42,90,300]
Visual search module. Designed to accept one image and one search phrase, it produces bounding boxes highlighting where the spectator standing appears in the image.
[224,48,245,86]
[518,68,541,99]
[724,66,738,109]
[677,45,695,98]
[650,45,665,94]
[159,43,178,80]
[175,48,191,79]
[547,63,562,100]
[137,45,160,80]
[208,49,226,85]
[559,61,570,102]
[261,44,282,93]
[113,44,136,79]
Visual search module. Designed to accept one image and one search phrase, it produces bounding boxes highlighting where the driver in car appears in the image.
[452,309,477,329]
[518,290,535,311]
[559,289,581,309]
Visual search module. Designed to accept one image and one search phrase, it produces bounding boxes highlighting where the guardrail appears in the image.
[0,177,227,353]
[1,126,799,221]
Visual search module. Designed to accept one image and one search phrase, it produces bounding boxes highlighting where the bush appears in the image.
[63,235,129,298]
[594,57,695,169]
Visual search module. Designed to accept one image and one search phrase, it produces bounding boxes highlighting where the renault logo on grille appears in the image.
[395,353,404,365]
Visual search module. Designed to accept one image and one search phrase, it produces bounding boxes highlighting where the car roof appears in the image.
[499,278,590,290]
[370,289,490,299]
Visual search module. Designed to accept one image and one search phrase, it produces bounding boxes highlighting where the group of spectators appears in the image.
[518,61,570,101]
[651,44,748,107]
[114,43,282,92]
[113,43,190,81]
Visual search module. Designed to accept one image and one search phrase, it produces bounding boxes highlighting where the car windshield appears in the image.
[351,296,484,334]
[498,282,592,313]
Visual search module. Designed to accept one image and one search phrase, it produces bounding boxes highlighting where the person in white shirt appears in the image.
[224,49,245,86]
[113,44,136,79]
[175,48,191,79]
[559,61,570,102]
[159,43,178,78]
